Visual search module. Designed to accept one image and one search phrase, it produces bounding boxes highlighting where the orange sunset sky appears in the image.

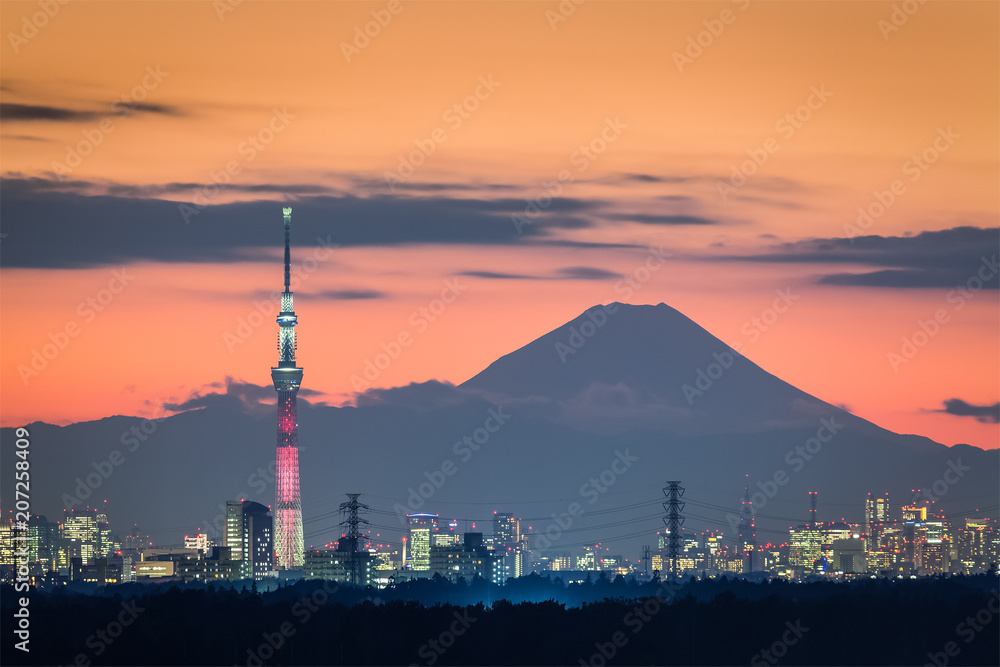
[1,1,997,449]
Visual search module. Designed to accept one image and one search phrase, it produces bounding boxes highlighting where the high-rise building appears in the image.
[222,500,274,581]
[429,533,501,583]
[493,512,524,580]
[0,516,60,577]
[62,510,99,565]
[272,207,305,570]
[184,533,211,554]
[789,526,824,572]
[832,536,865,573]
[407,514,439,571]
[865,492,890,552]
[876,493,890,522]
[958,518,998,572]
[304,548,375,586]
[919,539,949,575]
[243,501,274,581]
[576,545,598,571]
[223,501,244,562]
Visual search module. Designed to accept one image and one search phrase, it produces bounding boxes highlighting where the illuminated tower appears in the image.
[272,207,304,570]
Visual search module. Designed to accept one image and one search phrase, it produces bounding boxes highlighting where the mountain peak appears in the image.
[461,302,835,433]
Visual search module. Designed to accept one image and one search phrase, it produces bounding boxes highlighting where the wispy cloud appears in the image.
[606,213,716,226]
[459,266,622,281]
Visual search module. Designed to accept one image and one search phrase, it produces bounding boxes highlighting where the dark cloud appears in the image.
[2,103,102,122]
[2,134,51,142]
[937,399,1000,424]
[607,213,716,226]
[2,102,182,123]
[459,270,535,280]
[349,176,517,193]
[818,268,994,289]
[304,289,388,300]
[725,226,999,289]
[112,102,183,117]
[530,239,646,250]
[554,266,619,280]
[353,380,470,409]
[732,194,804,210]
[65,180,341,199]
[460,266,621,281]
[0,177,620,268]
[162,377,321,417]
[615,173,692,185]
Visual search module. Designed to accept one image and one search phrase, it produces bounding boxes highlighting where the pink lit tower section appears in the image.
[271,207,304,569]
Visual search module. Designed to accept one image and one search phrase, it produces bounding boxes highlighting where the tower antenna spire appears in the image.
[283,207,292,292]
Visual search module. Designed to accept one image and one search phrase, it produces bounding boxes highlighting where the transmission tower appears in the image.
[662,481,685,579]
[338,493,370,586]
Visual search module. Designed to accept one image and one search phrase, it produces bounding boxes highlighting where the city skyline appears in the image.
[7,477,996,584]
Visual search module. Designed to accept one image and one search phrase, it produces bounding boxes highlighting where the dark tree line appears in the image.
[2,573,997,666]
